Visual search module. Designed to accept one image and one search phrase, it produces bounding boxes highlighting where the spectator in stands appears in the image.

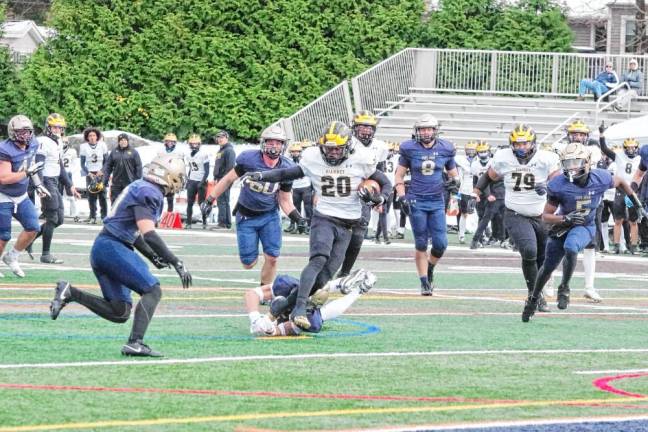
[615,58,644,111]
[211,130,235,229]
[577,62,619,101]
[103,133,143,203]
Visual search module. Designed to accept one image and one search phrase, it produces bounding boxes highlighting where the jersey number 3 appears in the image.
[511,172,535,191]
[321,176,351,197]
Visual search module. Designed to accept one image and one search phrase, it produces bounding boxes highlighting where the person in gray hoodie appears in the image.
[615,58,644,110]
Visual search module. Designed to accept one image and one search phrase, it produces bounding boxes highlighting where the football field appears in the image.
[2,223,648,431]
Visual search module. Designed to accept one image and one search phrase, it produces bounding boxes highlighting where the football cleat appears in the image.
[290,305,310,330]
[469,239,482,250]
[544,277,555,297]
[459,236,465,244]
[40,254,64,264]
[522,297,537,322]
[584,288,602,303]
[394,232,405,239]
[184,224,192,230]
[121,340,163,357]
[50,280,72,320]
[557,284,570,310]
[420,280,433,296]
[338,268,371,294]
[536,295,550,313]
[360,271,377,294]
[2,253,25,278]
[308,288,329,307]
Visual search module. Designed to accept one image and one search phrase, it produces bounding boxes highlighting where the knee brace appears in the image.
[430,247,445,259]
[109,300,132,323]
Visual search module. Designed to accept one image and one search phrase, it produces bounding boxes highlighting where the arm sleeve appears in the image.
[259,165,305,183]
[80,155,88,176]
[133,235,163,265]
[599,136,615,160]
[233,164,246,177]
[202,161,210,183]
[143,230,179,265]
[475,172,493,193]
[58,159,72,189]
[369,169,392,199]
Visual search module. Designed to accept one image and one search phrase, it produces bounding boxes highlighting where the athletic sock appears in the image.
[583,248,596,290]
[69,286,128,323]
[459,216,466,238]
[7,248,21,260]
[320,290,361,321]
[427,262,435,284]
[521,259,538,292]
[129,286,161,343]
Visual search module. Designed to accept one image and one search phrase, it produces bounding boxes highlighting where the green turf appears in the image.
[1,224,648,431]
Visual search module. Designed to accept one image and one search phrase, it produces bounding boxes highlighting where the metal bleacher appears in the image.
[281,48,648,148]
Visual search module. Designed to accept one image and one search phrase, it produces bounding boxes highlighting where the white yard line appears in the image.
[2,348,648,370]
[574,368,648,375]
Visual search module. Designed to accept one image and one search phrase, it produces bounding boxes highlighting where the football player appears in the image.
[454,141,477,244]
[284,142,312,234]
[394,114,460,296]
[374,141,399,244]
[79,127,108,224]
[60,136,80,222]
[522,142,644,321]
[158,132,185,212]
[474,124,560,313]
[470,141,505,249]
[184,134,210,229]
[0,115,45,278]
[236,121,392,329]
[599,129,641,254]
[201,125,304,285]
[30,113,80,264]
[49,154,192,356]
[337,111,388,277]
[245,270,376,337]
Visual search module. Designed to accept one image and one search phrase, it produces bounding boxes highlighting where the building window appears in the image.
[625,19,637,53]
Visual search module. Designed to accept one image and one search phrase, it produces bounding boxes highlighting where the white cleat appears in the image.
[2,254,24,278]
[584,288,602,303]
[338,268,376,294]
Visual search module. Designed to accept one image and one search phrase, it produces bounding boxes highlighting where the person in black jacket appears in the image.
[211,130,235,229]
[103,133,143,203]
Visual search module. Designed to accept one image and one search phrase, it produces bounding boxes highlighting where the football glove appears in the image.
[242,171,263,182]
[150,254,169,270]
[26,161,44,177]
[296,217,308,234]
[444,177,461,194]
[34,184,51,199]
[599,121,606,134]
[397,196,412,216]
[173,260,192,289]
[358,187,384,206]
[564,210,587,226]
[200,195,215,218]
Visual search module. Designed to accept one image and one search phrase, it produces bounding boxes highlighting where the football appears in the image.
[358,179,380,194]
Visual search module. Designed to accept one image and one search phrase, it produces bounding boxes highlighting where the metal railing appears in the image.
[594,82,632,125]
[538,112,581,147]
[282,81,353,142]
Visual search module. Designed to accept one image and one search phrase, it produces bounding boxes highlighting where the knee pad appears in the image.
[430,247,445,259]
[109,300,132,323]
[518,245,537,262]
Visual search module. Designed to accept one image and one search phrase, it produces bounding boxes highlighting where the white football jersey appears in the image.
[187,149,210,181]
[62,147,77,172]
[157,146,188,162]
[455,155,474,194]
[80,141,108,172]
[614,151,640,184]
[37,136,62,177]
[353,137,388,165]
[470,158,490,178]
[492,148,560,217]
[292,173,311,189]
[603,161,617,201]
[299,145,376,219]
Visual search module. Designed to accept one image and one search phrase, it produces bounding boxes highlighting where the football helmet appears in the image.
[509,124,536,162]
[560,142,591,183]
[187,134,201,151]
[414,114,439,145]
[61,136,70,152]
[623,138,639,157]
[144,154,187,194]
[318,121,352,166]
[216,130,229,139]
[7,115,34,144]
[87,175,105,194]
[352,110,378,146]
[260,125,287,159]
[163,132,177,152]
[45,113,66,139]
[288,142,303,163]
[387,141,399,157]
[475,140,491,162]
[465,140,478,159]
[566,119,590,144]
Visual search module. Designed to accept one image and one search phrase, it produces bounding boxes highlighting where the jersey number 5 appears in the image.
[511,172,535,191]
[321,176,351,197]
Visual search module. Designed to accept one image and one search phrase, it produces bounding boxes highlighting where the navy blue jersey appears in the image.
[548,169,614,226]
[0,137,39,197]
[639,145,648,172]
[271,274,323,333]
[102,179,164,244]
[235,150,294,213]
[398,138,457,200]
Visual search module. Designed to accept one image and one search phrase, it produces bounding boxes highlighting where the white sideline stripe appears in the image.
[2,348,648,369]
[393,415,648,431]
[574,368,648,375]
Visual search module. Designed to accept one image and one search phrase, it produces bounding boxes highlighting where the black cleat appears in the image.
[394,232,405,239]
[557,284,570,310]
[25,243,34,260]
[536,296,550,313]
[41,254,64,264]
[522,297,537,322]
[290,304,310,330]
[421,280,433,296]
[50,280,71,320]
[184,224,192,230]
[121,340,163,357]
[469,239,482,250]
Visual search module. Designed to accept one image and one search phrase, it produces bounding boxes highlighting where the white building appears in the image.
[0,20,52,63]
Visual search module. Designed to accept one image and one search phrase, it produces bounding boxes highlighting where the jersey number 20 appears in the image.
[511,172,535,191]
[321,176,351,197]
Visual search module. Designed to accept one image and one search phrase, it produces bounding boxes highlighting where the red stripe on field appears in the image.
[0,383,520,404]
[593,373,648,398]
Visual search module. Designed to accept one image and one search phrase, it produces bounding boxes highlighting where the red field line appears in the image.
[593,372,648,398]
[0,382,522,404]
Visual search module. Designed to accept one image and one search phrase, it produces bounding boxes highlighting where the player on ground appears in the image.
[474,124,560,313]
[394,114,460,296]
[522,142,643,321]
[201,125,304,285]
[237,121,392,329]
[49,154,192,357]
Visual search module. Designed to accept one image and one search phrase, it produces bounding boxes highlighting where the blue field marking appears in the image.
[0,316,380,341]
